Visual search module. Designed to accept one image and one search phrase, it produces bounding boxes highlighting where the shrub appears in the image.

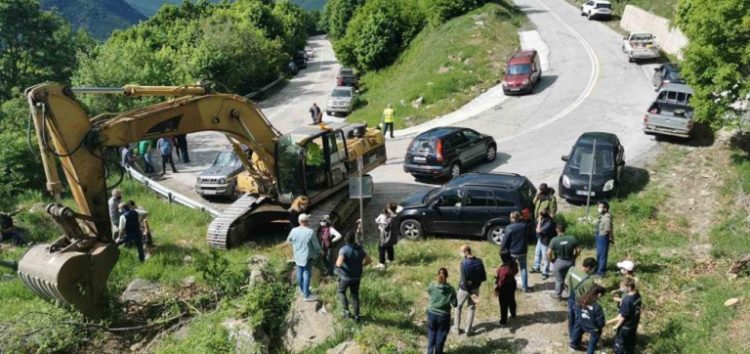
[239,282,294,338]
[421,0,491,25]
[195,250,246,298]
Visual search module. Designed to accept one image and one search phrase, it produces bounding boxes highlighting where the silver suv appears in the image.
[326,86,359,116]
[195,149,246,198]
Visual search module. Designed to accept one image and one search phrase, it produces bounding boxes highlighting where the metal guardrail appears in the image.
[244,76,284,99]
[126,167,221,217]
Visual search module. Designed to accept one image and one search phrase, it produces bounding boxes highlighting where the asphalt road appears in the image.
[154,0,663,230]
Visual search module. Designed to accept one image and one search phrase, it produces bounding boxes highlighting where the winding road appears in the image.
[156,0,662,220]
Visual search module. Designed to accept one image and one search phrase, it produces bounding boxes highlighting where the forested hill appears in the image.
[125,0,327,16]
[40,0,145,39]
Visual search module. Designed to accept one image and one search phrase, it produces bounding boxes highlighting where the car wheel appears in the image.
[485,145,497,162]
[400,219,423,240]
[449,162,462,179]
[486,225,505,245]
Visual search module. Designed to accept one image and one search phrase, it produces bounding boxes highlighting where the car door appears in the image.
[488,190,517,226]
[460,188,495,236]
[460,129,487,164]
[445,132,471,166]
[616,143,625,182]
[430,187,464,235]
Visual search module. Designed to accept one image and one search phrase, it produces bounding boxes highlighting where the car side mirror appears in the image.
[561,155,569,162]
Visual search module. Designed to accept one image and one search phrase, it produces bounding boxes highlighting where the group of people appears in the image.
[108,188,154,262]
[121,134,190,175]
[307,102,397,139]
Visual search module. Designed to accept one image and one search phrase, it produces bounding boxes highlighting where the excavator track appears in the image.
[207,194,268,249]
[307,188,359,235]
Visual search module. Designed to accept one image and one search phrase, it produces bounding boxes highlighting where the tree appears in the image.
[421,0,490,25]
[272,1,309,53]
[677,0,750,126]
[324,0,365,40]
[0,0,80,100]
[337,0,425,71]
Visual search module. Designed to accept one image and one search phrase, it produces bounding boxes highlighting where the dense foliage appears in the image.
[73,0,307,112]
[677,0,750,126]
[328,0,493,72]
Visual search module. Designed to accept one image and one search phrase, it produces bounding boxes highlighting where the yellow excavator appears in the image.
[19,83,386,317]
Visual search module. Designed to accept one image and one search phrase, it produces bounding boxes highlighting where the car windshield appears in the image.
[666,70,683,81]
[596,3,611,8]
[341,76,356,83]
[508,64,531,75]
[332,89,351,98]
[424,187,442,202]
[631,33,654,41]
[340,69,353,76]
[212,151,240,168]
[569,143,615,173]
[409,139,436,155]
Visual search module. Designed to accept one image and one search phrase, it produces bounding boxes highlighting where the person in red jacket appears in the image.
[495,253,518,325]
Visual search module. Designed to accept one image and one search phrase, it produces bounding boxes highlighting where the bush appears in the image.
[195,250,246,298]
[323,0,366,40]
[338,0,425,71]
[239,282,294,338]
[422,0,491,25]
[0,103,45,203]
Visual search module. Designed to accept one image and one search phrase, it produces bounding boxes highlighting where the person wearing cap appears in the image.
[595,201,614,277]
[612,260,639,305]
[318,215,343,277]
[287,213,322,301]
[565,257,597,352]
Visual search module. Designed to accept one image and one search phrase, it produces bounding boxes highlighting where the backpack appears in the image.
[462,258,487,289]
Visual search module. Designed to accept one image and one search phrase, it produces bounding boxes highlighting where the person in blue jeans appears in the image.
[595,201,614,276]
[427,268,457,354]
[500,212,530,291]
[532,207,556,279]
[579,285,606,354]
[287,213,322,301]
[565,257,597,351]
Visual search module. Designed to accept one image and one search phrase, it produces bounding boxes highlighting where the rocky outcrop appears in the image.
[223,318,270,354]
[283,296,335,353]
[248,255,270,288]
[120,279,162,304]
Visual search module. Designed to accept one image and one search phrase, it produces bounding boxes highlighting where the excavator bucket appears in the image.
[17,242,119,319]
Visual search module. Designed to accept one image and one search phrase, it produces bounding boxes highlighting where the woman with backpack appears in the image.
[578,285,607,354]
[374,202,398,269]
[495,253,518,325]
[317,215,342,277]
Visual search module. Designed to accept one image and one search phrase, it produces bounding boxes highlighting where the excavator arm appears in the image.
[19,83,281,318]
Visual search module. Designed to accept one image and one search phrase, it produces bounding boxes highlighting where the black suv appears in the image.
[403,127,497,179]
[395,172,536,244]
[559,132,625,203]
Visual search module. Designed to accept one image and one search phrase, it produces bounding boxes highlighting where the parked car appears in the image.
[287,61,299,75]
[502,49,542,95]
[326,86,359,116]
[195,149,248,199]
[395,172,536,244]
[403,127,497,179]
[652,63,684,91]
[643,83,695,138]
[558,132,625,203]
[581,0,613,20]
[294,50,308,69]
[622,32,661,62]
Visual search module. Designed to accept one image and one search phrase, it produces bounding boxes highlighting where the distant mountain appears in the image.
[41,0,146,39]
[124,0,327,17]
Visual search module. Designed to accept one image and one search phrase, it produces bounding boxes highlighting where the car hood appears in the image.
[562,166,615,187]
[399,188,434,208]
[329,97,352,105]
[505,73,531,84]
[199,166,240,178]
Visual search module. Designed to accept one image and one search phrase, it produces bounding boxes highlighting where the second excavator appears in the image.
[19,83,386,317]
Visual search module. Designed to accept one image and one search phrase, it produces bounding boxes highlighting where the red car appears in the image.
[502,50,542,95]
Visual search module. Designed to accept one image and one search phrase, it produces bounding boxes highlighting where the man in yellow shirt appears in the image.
[382,104,395,138]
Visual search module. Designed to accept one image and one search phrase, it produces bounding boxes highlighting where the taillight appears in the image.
[687,120,693,130]
[436,140,444,163]
[643,114,649,123]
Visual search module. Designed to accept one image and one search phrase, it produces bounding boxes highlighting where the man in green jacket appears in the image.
[565,257,597,351]
[533,183,558,218]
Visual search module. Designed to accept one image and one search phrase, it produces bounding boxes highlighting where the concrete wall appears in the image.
[620,5,688,59]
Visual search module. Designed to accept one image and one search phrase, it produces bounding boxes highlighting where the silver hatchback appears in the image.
[326,86,359,116]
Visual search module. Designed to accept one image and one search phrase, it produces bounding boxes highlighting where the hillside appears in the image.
[40,0,145,39]
[125,0,326,17]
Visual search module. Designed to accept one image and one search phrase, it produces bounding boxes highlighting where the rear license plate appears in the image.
[510,88,520,91]
[413,156,426,163]
[576,190,595,196]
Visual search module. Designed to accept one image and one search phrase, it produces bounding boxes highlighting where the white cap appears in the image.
[298,213,310,223]
[617,260,635,272]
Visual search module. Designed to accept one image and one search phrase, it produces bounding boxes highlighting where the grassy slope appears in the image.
[347,2,524,129]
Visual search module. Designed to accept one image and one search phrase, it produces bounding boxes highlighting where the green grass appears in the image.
[346,2,525,129]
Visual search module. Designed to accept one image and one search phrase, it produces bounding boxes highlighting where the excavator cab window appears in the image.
[276,135,305,202]
[304,137,327,197]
